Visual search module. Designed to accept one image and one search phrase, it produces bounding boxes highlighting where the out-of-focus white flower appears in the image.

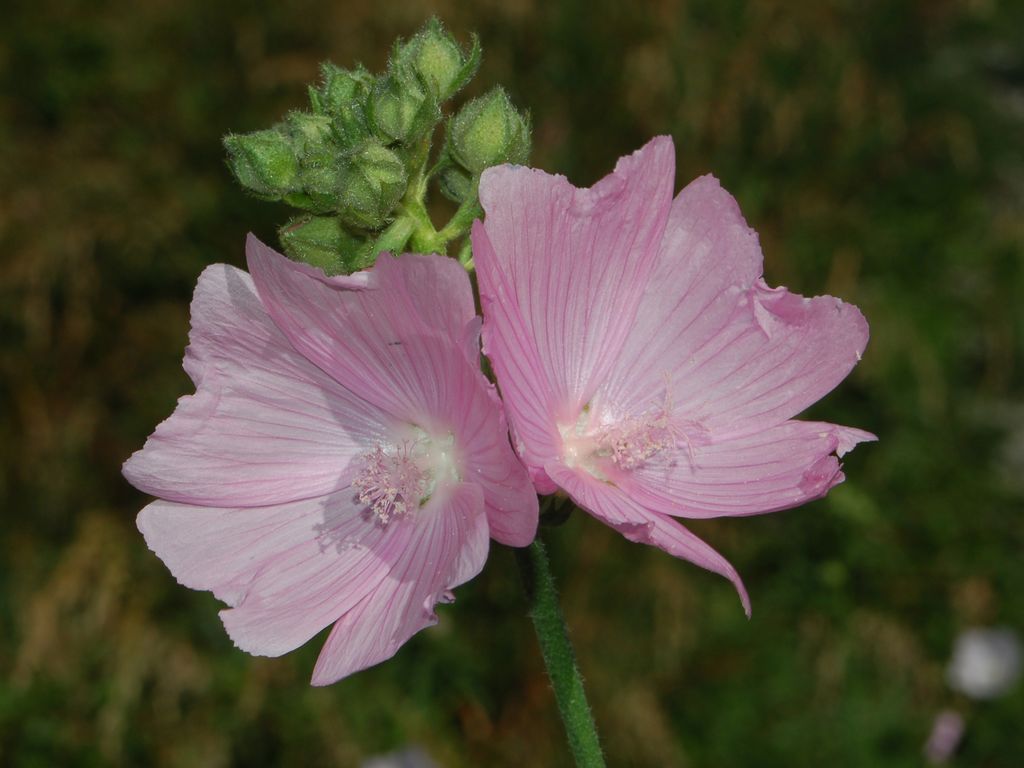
[946,626,1022,700]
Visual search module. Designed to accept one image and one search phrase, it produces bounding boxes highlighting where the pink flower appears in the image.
[472,136,874,613]
[123,236,537,684]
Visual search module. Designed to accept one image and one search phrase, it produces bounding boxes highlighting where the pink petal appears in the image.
[700,280,869,430]
[372,251,479,365]
[373,246,538,544]
[599,175,868,432]
[310,482,488,685]
[248,235,538,542]
[545,462,751,616]
[598,174,762,410]
[475,137,676,465]
[247,236,478,424]
[615,420,876,518]
[473,222,562,493]
[139,492,395,655]
[439,363,537,546]
[459,384,539,547]
[123,263,391,507]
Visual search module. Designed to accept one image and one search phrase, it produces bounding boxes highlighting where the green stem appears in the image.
[456,238,473,271]
[400,136,445,254]
[403,198,442,254]
[515,539,605,767]
[359,216,416,264]
[436,181,482,243]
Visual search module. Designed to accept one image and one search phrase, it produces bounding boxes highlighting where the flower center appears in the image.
[560,392,704,479]
[595,414,674,470]
[353,431,460,524]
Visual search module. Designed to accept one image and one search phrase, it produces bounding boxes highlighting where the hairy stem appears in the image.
[515,538,605,767]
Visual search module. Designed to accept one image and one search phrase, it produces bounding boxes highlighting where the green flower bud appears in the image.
[280,111,342,212]
[395,18,480,102]
[311,64,373,144]
[223,129,300,199]
[315,63,374,115]
[286,111,333,152]
[286,166,337,213]
[438,164,473,203]
[368,71,439,145]
[447,87,531,174]
[337,142,408,231]
[279,215,360,274]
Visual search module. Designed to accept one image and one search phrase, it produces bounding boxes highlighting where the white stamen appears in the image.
[560,386,701,478]
[352,431,461,524]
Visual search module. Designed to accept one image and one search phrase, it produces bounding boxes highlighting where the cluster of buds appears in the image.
[223,18,531,273]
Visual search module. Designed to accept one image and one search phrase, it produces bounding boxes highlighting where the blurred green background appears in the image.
[2,0,1023,765]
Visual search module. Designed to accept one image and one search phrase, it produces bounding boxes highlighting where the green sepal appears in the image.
[314,63,374,144]
[438,163,474,203]
[448,33,482,100]
[280,111,343,213]
[317,63,374,114]
[286,111,333,152]
[367,69,440,146]
[223,129,300,199]
[336,141,408,231]
[278,215,363,274]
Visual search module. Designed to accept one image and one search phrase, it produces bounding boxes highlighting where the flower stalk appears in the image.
[515,537,605,768]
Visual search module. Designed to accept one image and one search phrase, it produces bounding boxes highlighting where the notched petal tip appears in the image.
[478,163,571,210]
[835,425,877,456]
[612,134,675,177]
[573,135,675,217]
[677,173,758,243]
[751,279,870,360]
[480,135,676,220]
[798,453,844,497]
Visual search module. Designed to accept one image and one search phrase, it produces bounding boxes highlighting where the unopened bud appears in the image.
[336,142,408,231]
[223,129,299,199]
[311,64,373,144]
[287,111,333,152]
[278,215,360,274]
[281,112,341,212]
[397,18,480,102]
[448,88,530,174]
[369,72,439,144]
[315,63,374,115]
[438,164,473,203]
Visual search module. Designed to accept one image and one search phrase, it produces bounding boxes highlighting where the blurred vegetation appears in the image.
[2,0,1023,765]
